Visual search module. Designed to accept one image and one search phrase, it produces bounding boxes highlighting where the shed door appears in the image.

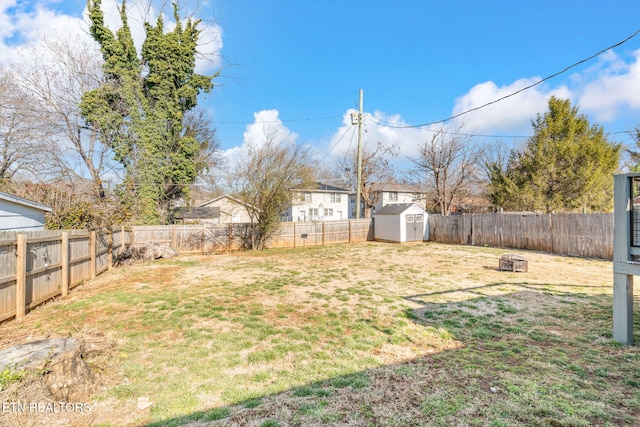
[405,214,423,241]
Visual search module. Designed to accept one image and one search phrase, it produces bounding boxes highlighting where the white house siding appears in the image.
[349,190,426,218]
[199,196,253,224]
[375,191,425,212]
[0,200,48,231]
[286,191,349,222]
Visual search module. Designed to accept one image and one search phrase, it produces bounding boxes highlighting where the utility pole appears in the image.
[355,89,363,219]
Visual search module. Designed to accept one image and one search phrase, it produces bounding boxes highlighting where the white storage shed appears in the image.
[0,191,52,231]
[373,203,428,243]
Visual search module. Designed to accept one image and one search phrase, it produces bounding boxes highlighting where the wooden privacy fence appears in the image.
[428,213,614,259]
[131,219,374,253]
[0,228,131,322]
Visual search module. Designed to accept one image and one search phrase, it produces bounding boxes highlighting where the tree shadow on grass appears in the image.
[142,284,640,427]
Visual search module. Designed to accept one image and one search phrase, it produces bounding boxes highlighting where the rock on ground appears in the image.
[0,337,96,401]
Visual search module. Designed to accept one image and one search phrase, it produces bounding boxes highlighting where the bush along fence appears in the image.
[428,212,613,259]
[130,219,375,253]
[0,228,131,322]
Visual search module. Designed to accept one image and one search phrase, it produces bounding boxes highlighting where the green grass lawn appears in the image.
[2,242,640,426]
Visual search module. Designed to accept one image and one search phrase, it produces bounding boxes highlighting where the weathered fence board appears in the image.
[131,219,375,253]
[428,213,614,259]
[0,228,132,323]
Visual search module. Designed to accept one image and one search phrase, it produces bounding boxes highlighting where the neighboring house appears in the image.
[196,195,255,224]
[284,183,350,222]
[349,184,427,218]
[0,191,52,231]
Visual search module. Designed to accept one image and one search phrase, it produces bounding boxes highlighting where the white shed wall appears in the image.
[374,214,401,242]
[0,200,47,231]
[374,204,428,243]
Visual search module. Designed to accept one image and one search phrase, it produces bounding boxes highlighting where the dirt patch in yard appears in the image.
[0,241,627,426]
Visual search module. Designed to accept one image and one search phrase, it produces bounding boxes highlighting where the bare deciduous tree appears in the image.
[12,35,115,201]
[183,108,223,197]
[0,68,51,183]
[228,130,315,249]
[410,126,483,216]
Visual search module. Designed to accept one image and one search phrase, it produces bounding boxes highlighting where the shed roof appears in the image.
[374,203,422,215]
[0,191,52,212]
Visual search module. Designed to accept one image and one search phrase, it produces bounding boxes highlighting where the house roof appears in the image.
[176,206,221,220]
[0,191,52,212]
[370,182,424,193]
[292,182,350,193]
[374,203,423,215]
[197,195,259,211]
[346,183,425,195]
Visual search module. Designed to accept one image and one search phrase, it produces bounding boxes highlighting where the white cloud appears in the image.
[451,78,571,135]
[0,1,87,65]
[222,109,298,164]
[0,0,222,72]
[193,22,223,74]
[325,109,443,162]
[578,49,640,122]
[449,49,640,135]
[326,48,640,166]
[242,109,298,147]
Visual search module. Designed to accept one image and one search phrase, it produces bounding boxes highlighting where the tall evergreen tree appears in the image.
[80,0,215,224]
[486,97,620,213]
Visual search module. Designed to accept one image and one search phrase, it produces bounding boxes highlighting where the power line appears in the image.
[360,120,635,139]
[342,122,357,164]
[371,28,640,130]
[318,125,356,163]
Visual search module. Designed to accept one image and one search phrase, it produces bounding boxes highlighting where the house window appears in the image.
[330,193,341,203]
[389,191,398,201]
[324,208,333,217]
[309,208,319,218]
[349,194,356,203]
[300,192,311,202]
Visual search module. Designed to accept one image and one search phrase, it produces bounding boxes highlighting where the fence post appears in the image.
[201,224,205,253]
[470,215,475,246]
[293,223,297,248]
[228,223,233,252]
[107,230,113,270]
[61,232,69,297]
[348,220,352,243]
[172,225,177,250]
[322,222,325,246]
[90,231,96,280]
[15,234,26,320]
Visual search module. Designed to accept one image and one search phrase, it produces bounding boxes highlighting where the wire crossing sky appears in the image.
[2,0,640,164]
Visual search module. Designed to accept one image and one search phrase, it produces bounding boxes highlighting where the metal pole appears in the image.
[355,89,363,219]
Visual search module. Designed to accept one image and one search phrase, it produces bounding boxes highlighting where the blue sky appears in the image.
[3,0,640,168]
